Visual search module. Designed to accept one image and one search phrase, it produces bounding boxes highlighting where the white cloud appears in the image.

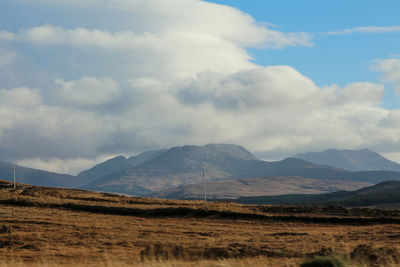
[55,76,121,107]
[4,25,256,80]
[382,151,400,164]
[175,66,320,109]
[1,0,313,80]
[15,22,312,50]
[0,86,112,161]
[335,82,384,105]
[0,22,311,81]
[15,0,313,48]
[371,58,400,94]
[1,1,400,173]
[21,26,152,48]
[0,87,41,107]
[327,26,400,35]
[0,67,399,173]
[18,154,119,175]
[169,68,390,155]
[175,68,385,111]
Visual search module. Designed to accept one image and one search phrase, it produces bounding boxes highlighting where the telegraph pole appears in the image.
[203,169,207,203]
[12,163,16,189]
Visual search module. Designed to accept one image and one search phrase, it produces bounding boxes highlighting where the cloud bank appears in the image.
[0,0,399,173]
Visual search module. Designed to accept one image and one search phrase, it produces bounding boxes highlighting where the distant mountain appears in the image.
[82,144,256,195]
[294,148,400,172]
[236,180,400,207]
[139,144,256,172]
[81,144,400,196]
[76,149,166,184]
[1,144,400,198]
[149,176,372,199]
[0,160,80,188]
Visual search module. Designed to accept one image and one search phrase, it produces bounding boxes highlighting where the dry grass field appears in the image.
[0,180,400,266]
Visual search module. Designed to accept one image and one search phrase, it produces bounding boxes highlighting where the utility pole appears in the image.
[12,163,16,189]
[203,169,207,203]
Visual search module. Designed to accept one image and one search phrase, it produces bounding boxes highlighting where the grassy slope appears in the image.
[236,180,400,207]
[150,176,372,199]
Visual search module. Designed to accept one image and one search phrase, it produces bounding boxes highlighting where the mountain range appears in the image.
[1,144,400,199]
[81,144,400,196]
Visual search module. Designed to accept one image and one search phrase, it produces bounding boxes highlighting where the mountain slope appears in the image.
[236,180,400,207]
[149,176,372,199]
[76,156,135,185]
[294,149,400,171]
[76,149,166,184]
[0,160,80,188]
[127,149,167,166]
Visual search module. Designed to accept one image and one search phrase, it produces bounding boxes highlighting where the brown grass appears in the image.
[0,180,399,266]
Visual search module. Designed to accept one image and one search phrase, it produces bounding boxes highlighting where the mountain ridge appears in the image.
[294,148,400,172]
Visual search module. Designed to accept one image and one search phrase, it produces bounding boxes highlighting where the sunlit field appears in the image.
[0,181,399,266]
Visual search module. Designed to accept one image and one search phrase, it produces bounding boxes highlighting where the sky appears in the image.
[0,0,399,174]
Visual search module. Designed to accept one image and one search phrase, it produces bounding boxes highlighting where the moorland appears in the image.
[0,180,399,266]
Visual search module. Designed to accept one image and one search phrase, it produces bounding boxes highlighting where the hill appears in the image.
[0,160,80,188]
[149,176,372,199]
[294,148,400,171]
[236,180,400,207]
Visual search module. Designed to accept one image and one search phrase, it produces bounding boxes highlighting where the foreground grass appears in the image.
[0,257,301,267]
[0,180,400,266]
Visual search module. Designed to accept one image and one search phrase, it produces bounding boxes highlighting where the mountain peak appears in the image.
[139,143,257,172]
